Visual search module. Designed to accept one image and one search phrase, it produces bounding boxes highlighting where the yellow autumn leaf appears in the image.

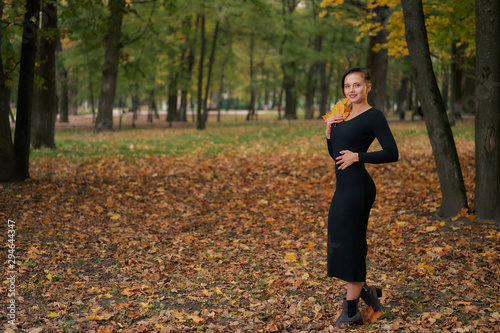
[86,312,113,321]
[304,241,315,248]
[47,312,58,318]
[110,214,121,220]
[322,98,351,122]
[140,302,153,310]
[120,286,138,297]
[239,243,250,251]
[286,253,297,262]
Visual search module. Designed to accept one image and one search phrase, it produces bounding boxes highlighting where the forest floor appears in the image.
[1,119,499,332]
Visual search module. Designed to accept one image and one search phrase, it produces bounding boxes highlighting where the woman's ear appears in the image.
[366,84,372,94]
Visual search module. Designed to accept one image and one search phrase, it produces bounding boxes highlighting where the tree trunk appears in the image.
[402,0,468,217]
[217,50,228,123]
[96,0,125,131]
[59,68,69,123]
[304,61,316,119]
[11,0,40,181]
[147,90,157,122]
[0,0,16,181]
[318,58,328,118]
[179,16,196,123]
[441,70,449,112]
[167,74,178,124]
[462,64,475,114]
[68,77,78,115]
[281,0,297,120]
[366,5,389,112]
[32,1,58,149]
[247,33,256,121]
[450,41,464,124]
[196,15,206,130]
[203,20,219,124]
[56,33,69,123]
[397,76,409,120]
[283,66,297,119]
[475,0,500,221]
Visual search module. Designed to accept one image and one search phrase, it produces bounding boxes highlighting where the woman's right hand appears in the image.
[325,114,344,139]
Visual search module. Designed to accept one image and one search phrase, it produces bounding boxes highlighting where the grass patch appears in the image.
[30,120,328,161]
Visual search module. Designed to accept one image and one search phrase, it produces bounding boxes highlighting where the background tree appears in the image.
[32,1,58,149]
[96,0,126,131]
[0,0,15,181]
[0,0,41,181]
[384,0,476,118]
[280,0,299,119]
[401,0,467,217]
[474,0,500,220]
[320,0,397,112]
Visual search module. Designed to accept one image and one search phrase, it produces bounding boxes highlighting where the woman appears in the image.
[325,67,398,327]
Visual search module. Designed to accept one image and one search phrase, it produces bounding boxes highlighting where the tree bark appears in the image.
[475,0,500,220]
[32,1,58,149]
[179,16,196,123]
[281,0,298,119]
[56,33,69,123]
[247,33,256,121]
[58,68,69,123]
[396,76,409,120]
[10,0,41,181]
[68,77,78,115]
[366,5,389,112]
[450,41,464,124]
[0,0,16,181]
[203,20,220,124]
[196,15,206,130]
[167,74,178,124]
[96,0,125,131]
[304,60,316,120]
[402,0,468,217]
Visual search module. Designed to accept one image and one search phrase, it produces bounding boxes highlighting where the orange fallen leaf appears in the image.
[86,312,113,321]
[364,306,383,324]
[120,286,139,297]
[187,314,206,325]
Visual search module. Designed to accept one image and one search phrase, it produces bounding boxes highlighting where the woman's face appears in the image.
[343,73,371,104]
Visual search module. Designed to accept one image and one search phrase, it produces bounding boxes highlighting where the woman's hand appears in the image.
[335,150,359,170]
[325,114,344,139]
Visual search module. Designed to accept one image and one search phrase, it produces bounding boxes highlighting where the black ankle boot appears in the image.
[334,298,363,327]
[360,283,383,312]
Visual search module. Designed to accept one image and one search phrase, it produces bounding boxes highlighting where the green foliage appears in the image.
[2,0,378,114]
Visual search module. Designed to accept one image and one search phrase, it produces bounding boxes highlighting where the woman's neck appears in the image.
[350,101,371,114]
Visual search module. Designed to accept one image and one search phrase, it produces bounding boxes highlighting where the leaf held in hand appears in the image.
[322,98,351,122]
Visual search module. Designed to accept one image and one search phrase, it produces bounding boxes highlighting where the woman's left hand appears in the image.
[335,150,359,170]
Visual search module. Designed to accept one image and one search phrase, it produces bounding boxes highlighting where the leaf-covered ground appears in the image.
[1,120,499,332]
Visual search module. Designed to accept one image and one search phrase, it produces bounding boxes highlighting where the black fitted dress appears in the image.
[326,107,398,282]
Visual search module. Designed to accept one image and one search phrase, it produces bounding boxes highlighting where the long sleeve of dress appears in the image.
[357,111,398,164]
[327,138,335,160]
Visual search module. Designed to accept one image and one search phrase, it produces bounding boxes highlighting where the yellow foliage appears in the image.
[322,98,351,122]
